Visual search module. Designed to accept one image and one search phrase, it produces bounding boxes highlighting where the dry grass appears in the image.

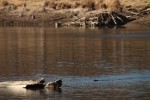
[120,0,150,7]
[1,0,9,6]
[81,0,96,10]
[0,0,23,6]
[105,0,122,12]
[0,0,149,10]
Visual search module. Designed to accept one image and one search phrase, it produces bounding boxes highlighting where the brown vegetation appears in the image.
[0,0,122,12]
[44,1,50,7]
[81,0,96,10]
[106,0,122,12]
[0,0,149,11]
[0,0,149,26]
[1,0,9,6]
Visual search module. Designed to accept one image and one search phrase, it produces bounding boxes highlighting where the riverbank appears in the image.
[0,0,150,27]
[125,15,150,27]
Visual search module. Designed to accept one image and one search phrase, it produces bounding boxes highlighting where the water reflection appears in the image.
[0,86,62,100]
[0,27,150,100]
[0,27,150,76]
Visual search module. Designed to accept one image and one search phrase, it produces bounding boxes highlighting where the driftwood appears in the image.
[98,12,132,26]
[63,11,134,27]
[124,7,150,18]
[62,6,150,27]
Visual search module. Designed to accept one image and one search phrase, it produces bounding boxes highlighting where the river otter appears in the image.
[25,78,62,90]
[45,79,62,89]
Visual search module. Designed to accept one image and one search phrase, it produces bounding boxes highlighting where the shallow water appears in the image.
[0,26,150,100]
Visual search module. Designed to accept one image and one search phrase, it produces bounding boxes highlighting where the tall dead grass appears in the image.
[42,0,122,12]
[79,0,122,12]
[1,0,9,6]
[81,0,96,10]
[0,0,149,10]
[43,1,72,9]
[105,0,122,12]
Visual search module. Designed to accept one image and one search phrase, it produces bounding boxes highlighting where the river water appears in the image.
[0,26,150,100]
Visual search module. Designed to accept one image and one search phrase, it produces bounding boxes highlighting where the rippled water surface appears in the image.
[0,26,150,100]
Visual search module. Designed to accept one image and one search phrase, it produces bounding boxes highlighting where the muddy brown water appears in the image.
[0,26,150,100]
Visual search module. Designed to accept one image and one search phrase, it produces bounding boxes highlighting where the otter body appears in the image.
[25,79,62,90]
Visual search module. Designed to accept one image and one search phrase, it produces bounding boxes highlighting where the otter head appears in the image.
[45,79,62,89]
[38,78,45,84]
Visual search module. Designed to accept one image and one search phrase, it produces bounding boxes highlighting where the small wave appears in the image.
[61,70,150,87]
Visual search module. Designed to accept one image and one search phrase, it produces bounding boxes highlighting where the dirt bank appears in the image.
[0,0,149,27]
[125,15,150,27]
